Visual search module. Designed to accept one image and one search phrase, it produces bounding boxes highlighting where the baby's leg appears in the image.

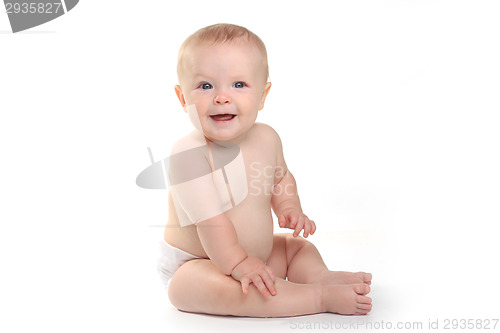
[167,258,371,317]
[168,258,320,317]
[271,233,372,286]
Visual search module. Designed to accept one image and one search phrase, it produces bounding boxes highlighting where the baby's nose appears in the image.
[214,93,231,104]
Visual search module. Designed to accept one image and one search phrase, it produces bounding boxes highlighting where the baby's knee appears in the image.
[167,260,197,310]
[167,259,239,313]
[284,233,310,246]
[284,233,315,255]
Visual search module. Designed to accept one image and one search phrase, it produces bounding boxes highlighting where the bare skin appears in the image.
[164,127,373,317]
[167,233,372,317]
[164,39,373,317]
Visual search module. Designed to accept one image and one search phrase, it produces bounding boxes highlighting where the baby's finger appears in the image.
[289,213,299,229]
[310,220,316,235]
[252,276,270,297]
[240,277,251,294]
[261,272,277,296]
[303,217,312,238]
[278,214,287,228]
[265,265,276,283]
[293,216,305,237]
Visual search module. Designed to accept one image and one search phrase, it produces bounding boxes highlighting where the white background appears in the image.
[1,1,499,332]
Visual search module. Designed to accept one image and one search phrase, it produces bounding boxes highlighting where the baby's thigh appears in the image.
[167,259,240,313]
[266,233,290,280]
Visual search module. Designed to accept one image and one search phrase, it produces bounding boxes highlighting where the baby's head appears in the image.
[175,23,272,143]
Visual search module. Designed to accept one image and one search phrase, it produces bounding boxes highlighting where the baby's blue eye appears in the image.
[234,82,246,88]
[201,83,212,90]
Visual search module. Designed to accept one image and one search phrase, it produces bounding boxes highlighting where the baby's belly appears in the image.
[165,202,274,263]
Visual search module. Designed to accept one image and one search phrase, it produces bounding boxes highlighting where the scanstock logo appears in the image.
[4,0,79,33]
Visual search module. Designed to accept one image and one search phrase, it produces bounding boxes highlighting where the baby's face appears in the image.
[176,40,271,143]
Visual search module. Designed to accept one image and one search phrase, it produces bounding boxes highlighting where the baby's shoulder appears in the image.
[250,122,282,145]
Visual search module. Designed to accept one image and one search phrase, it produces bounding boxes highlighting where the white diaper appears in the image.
[157,239,202,291]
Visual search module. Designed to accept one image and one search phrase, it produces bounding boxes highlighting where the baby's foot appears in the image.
[317,270,372,286]
[321,283,372,315]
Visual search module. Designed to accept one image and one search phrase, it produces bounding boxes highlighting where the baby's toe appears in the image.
[362,272,372,284]
[353,283,370,295]
[354,272,372,284]
[357,303,373,311]
[356,295,372,305]
[355,307,372,315]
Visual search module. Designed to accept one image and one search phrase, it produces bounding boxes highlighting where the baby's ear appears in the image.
[258,82,272,111]
[175,85,187,110]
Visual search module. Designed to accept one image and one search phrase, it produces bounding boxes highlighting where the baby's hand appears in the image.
[278,209,316,238]
[231,256,277,297]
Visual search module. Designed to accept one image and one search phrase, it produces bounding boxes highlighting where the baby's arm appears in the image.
[196,214,277,296]
[270,130,316,238]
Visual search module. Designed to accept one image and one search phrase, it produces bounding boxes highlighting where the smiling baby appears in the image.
[157,23,373,317]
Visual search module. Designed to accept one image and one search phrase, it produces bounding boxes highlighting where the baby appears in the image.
[158,23,373,317]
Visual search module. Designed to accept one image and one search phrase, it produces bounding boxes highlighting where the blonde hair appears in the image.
[177,23,269,83]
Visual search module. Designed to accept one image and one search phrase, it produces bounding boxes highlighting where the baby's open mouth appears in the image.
[210,114,236,121]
